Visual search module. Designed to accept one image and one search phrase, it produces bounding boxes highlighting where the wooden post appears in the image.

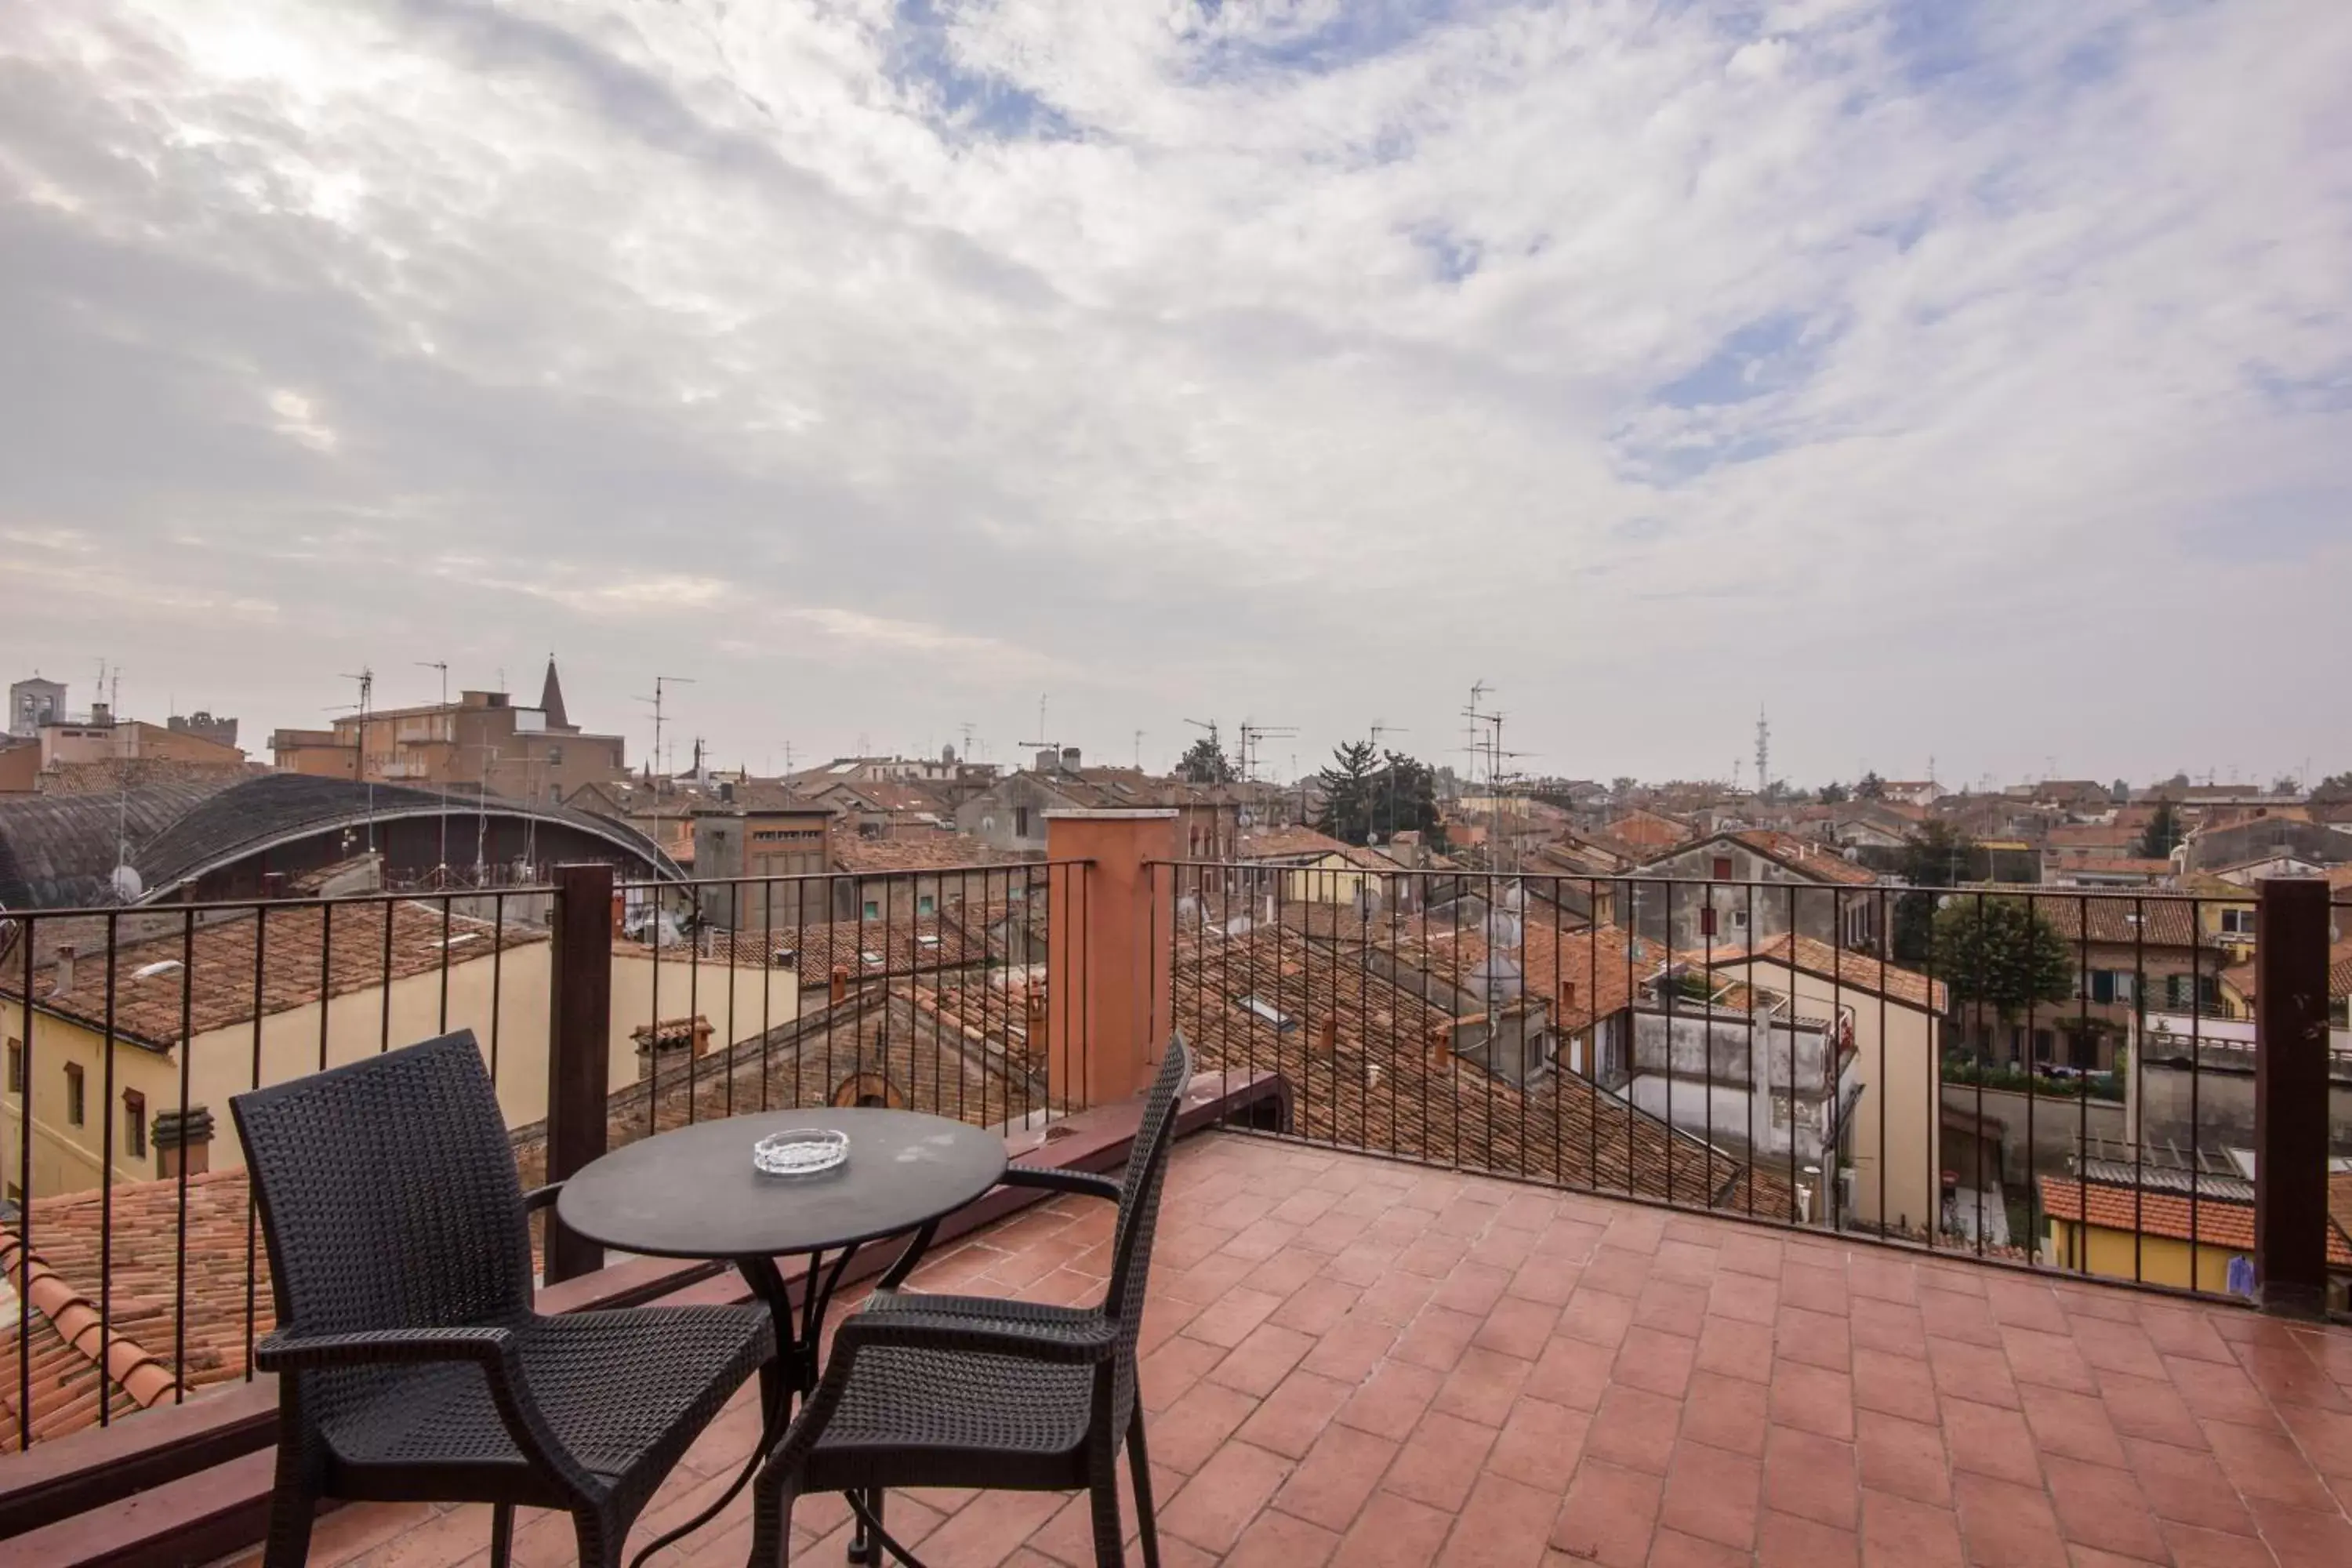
[545,862,614,1284]
[2253,877,2329,1317]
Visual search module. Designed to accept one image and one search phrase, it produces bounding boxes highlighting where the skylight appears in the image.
[1236,995,1296,1031]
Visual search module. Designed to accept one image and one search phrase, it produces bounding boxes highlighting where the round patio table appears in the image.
[557,1107,1007,1565]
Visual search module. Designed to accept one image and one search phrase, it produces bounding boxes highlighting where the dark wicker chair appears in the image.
[746,1038,1194,1568]
[232,1030,775,1568]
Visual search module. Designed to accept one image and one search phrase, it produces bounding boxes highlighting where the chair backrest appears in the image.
[1104,1035,1192,1344]
[232,1031,534,1339]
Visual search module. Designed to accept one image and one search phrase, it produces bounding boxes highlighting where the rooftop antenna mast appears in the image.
[1133,729,1145,770]
[1754,706,1770,802]
[332,666,378,849]
[1370,720,1410,841]
[635,675,695,869]
[1238,720,1295,786]
[416,659,451,878]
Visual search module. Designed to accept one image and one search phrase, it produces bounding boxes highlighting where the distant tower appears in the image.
[1754,706,1770,799]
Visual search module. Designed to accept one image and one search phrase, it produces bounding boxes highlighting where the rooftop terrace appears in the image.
[209,1131,2352,1568]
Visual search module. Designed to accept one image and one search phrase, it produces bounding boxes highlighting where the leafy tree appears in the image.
[1818,781,1851,804]
[1314,740,1378,844]
[1373,750,1443,843]
[2270,775,2300,797]
[2110,779,2130,802]
[1177,735,1235,784]
[2136,800,2184,860]
[1856,771,1887,800]
[1933,897,2074,1029]
[1610,775,1638,798]
[1893,822,1980,962]
[2312,771,2352,803]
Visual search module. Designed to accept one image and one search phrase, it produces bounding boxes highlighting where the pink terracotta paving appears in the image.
[211,1132,2352,1567]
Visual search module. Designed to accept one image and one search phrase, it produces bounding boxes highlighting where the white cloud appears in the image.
[0,0,2347,785]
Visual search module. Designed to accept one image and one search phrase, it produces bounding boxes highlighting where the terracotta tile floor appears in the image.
[220,1132,2352,1566]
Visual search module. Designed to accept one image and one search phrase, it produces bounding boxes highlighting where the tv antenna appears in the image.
[329,667,379,848]
[1370,720,1410,840]
[1133,729,1145,770]
[635,674,695,860]
[1238,720,1294,785]
[1754,706,1770,801]
[416,660,452,876]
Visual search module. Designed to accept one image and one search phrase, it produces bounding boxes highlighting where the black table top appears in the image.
[555,1109,1007,1261]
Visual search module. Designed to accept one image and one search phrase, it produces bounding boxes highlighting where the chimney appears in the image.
[829,964,849,1005]
[1428,1022,1454,1069]
[52,944,75,996]
[691,1017,713,1057]
[1316,1015,1338,1056]
[1561,979,1577,1011]
[261,872,288,901]
[1036,749,1059,775]
[1026,990,1049,1050]
[153,1105,214,1177]
[90,701,112,726]
[1062,746,1081,771]
[610,891,625,938]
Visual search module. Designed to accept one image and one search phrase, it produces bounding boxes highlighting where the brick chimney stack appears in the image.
[153,1105,215,1177]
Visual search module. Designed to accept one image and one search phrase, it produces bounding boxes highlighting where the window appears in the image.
[1699,906,1717,938]
[548,785,561,804]
[917,894,935,915]
[2069,1032,2096,1069]
[1730,909,1749,931]
[1014,807,1032,839]
[2033,1029,2054,1062]
[862,899,880,920]
[2090,970,2115,1005]
[124,1091,146,1159]
[1711,856,1733,881]
[5,1038,19,1094]
[2220,908,2254,935]
[64,1062,85,1125]
[547,745,564,764]
[1236,996,1297,1031]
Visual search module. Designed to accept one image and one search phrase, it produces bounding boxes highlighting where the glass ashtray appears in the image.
[752,1127,848,1177]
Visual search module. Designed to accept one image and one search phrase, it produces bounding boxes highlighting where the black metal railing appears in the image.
[0,858,1090,1454]
[1149,859,2339,1310]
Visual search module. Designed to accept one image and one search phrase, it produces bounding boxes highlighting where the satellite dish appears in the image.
[110,864,144,903]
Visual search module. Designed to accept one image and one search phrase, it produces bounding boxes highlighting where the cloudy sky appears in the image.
[2,0,2347,790]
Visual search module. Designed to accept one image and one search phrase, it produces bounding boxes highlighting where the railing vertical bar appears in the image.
[97,910,117,1428]
[2131,898,2146,1287]
[759,878,773,1115]
[1877,887,1888,1239]
[245,906,266,1377]
[16,914,35,1449]
[1970,888,1986,1258]
[379,896,394,1054]
[172,909,194,1402]
[437,896,452,1034]
[685,887,702,1125]
[2187,895,2202,1290]
[488,892,505,1085]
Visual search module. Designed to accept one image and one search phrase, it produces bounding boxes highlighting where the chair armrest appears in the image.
[254,1324,515,1374]
[522,1181,564,1213]
[258,1323,598,1497]
[1002,1166,1122,1203]
[837,1305,1119,1367]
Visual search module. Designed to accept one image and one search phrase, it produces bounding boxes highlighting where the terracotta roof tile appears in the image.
[1707,934,1949,1013]
[831,834,1030,875]
[1726,831,1881,885]
[1,903,543,1048]
[2038,1176,2352,1269]
[1173,926,1795,1218]
[0,1167,271,1453]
